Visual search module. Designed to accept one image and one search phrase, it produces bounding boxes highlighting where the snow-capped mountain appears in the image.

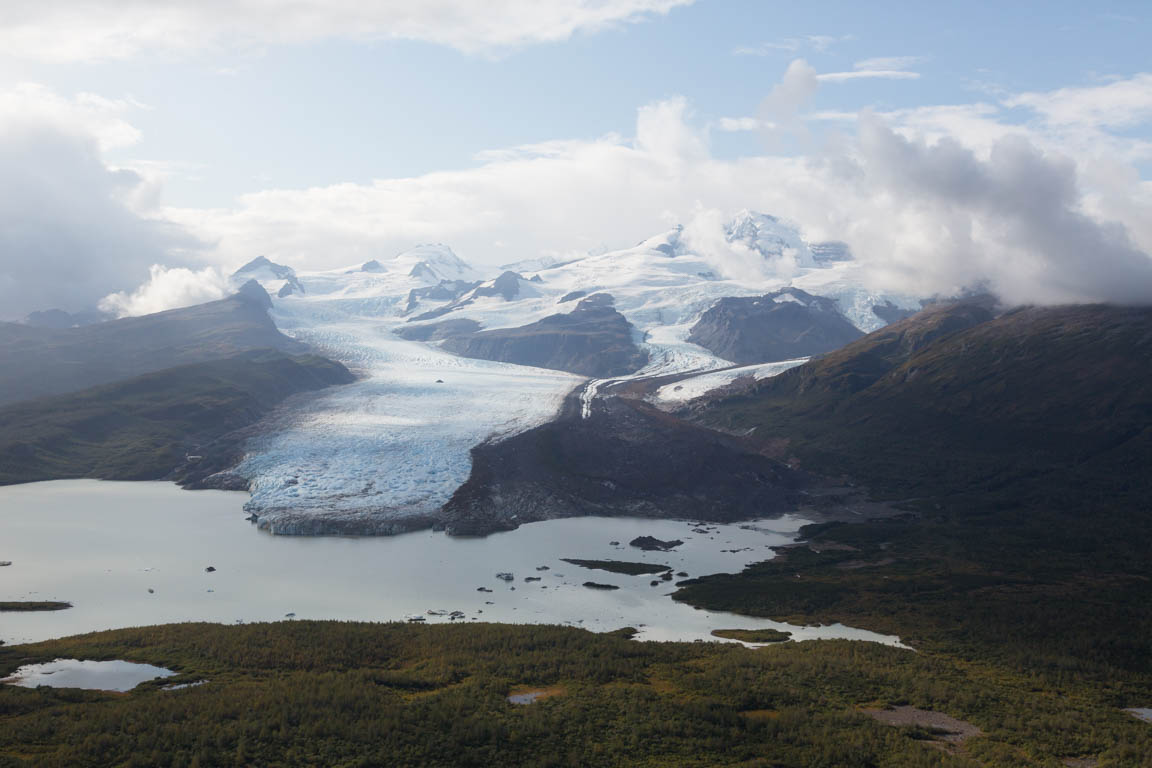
[218,212,920,533]
[724,209,816,268]
[389,244,481,283]
[232,255,305,297]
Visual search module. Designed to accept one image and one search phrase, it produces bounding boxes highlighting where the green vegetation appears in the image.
[710,628,791,643]
[679,302,1152,698]
[0,603,71,612]
[561,558,671,575]
[0,350,352,485]
[676,508,1152,698]
[1,621,1150,766]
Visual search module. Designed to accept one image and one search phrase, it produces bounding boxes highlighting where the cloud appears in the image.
[0,83,143,151]
[0,85,205,320]
[734,34,851,56]
[715,116,765,132]
[760,59,820,133]
[834,113,1152,305]
[817,70,921,83]
[162,61,1152,309]
[813,56,924,83]
[1003,73,1152,128]
[0,0,693,61]
[11,63,1152,320]
[853,56,923,71]
[680,207,806,283]
[99,265,230,317]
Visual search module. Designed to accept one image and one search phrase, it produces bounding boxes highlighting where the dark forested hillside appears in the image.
[0,350,353,485]
[0,286,304,406]
[690,300,1152,508]
[673,300,1152,699]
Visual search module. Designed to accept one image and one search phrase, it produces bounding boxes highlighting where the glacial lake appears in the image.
[0,480,903,648]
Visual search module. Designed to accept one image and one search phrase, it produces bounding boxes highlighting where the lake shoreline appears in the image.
[0,479,904,649]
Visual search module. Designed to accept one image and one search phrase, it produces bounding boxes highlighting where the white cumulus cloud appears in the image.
[0,0,694,61]
[162,62,1152,308]
[99,265,231,317]
[817,70,921,83]
[0,85,205,320]
[10,62,1152,320]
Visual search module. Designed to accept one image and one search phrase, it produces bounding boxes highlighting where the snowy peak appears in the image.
[473,271,529,302]
[234,256,295,281]
[635,226,683,257]
[725,210,815,268]
[390,244,480,284]
[232,256,304,297]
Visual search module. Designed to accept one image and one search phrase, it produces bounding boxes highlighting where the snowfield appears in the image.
[652,358,810,406]
[230,212,918,532]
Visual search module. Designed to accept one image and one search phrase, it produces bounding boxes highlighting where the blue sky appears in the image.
[1,0,1152,317]
[4,0,1150,207]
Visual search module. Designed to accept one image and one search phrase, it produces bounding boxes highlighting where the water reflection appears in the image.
[0,480,905,649]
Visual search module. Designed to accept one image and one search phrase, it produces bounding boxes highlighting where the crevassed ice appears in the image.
[234,219,917,529]
[234,260,581,529]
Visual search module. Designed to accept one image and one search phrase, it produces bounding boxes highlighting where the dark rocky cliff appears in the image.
[687,288,863,364]
[436,294,649,377]
[440,392,803,535]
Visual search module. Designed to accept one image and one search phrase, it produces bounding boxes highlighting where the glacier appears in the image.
[232,248,580,533]
[228,215,919,533]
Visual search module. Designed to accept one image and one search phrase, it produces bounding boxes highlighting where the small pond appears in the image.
[1,659,176,692]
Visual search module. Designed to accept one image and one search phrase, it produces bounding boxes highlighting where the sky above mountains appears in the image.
[2,0,1152,317]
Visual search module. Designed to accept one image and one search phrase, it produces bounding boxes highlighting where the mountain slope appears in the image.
[441,389,803,534]
[690,300,1152,507]
[439,293,649,377]
[0,288,304,406]
[675,301,1152,695]
[197,212,919,533]
[0,350,353,485]
[687,287,864,364]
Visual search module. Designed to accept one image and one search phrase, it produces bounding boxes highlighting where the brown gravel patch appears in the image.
[863,706,982,745]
